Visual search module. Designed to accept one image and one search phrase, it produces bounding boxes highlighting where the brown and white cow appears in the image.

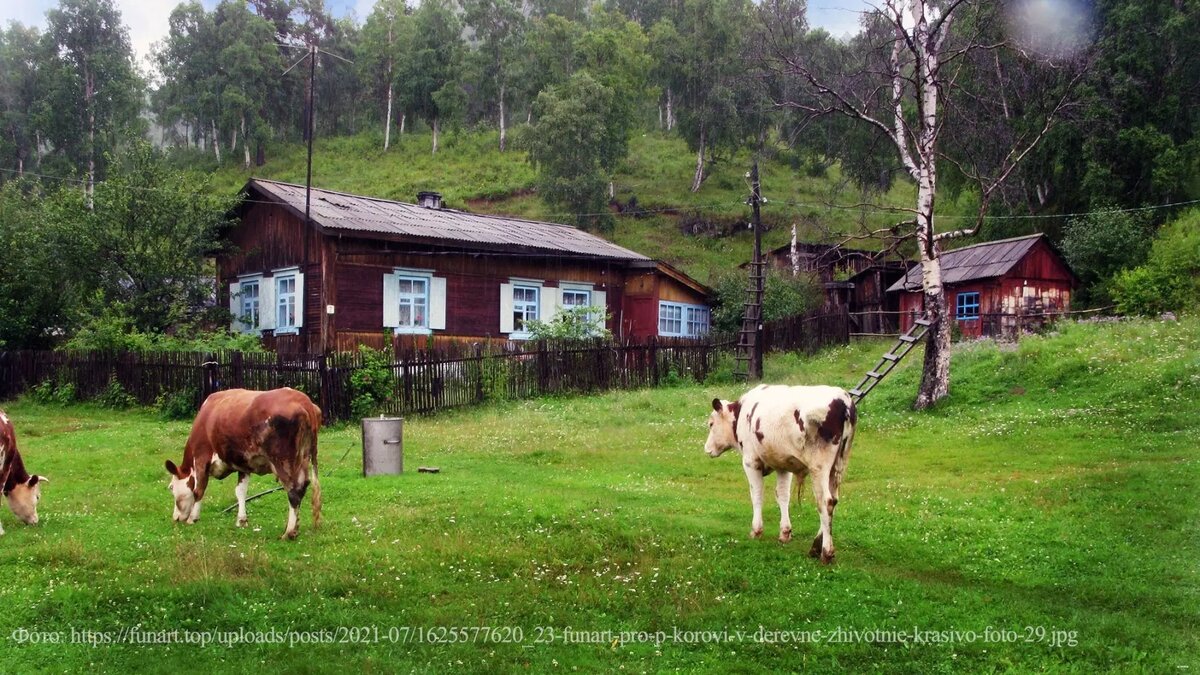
[705,384,857,563]
[0,409,49,534]
[165,388,322,540]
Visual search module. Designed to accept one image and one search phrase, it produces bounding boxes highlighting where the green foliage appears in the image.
[62,310,264,353]
[154,388,198,420]
[1111,210,1200,316]
[1060,210,1153,305]
[711,267,822,333]
[349,345,397,419]
[29,379,76,406]
[525,306,612,342]
[95,373,137,409]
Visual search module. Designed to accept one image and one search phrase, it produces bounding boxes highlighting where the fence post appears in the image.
[650,337,659,386]
[318,353,330,416]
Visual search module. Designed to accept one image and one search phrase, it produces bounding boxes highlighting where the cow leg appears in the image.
[235,473,250,527]
[188,468,209,524]
[282,480,309,540]
[742,462,765,539]
[0,516,5,536]
[775,471,794,543]
[188,500,203,524]
[808,461,836,564]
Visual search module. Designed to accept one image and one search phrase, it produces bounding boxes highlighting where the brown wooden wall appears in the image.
[220,201,714,353]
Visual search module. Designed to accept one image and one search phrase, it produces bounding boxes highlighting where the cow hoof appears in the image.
[282,530,298,541]
[237,518,248,528]
[779,529,792,544]
[820,549,836,565]
[808,535,823,558]
[750,528,763,539]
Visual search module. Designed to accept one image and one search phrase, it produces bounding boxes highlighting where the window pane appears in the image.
[399,303,412,326]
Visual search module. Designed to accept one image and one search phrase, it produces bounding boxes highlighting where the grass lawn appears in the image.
[0,318,1197,672]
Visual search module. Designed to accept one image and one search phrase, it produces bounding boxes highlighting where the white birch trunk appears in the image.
[241,115,251,169]
[498,83,507,152]
[431,117,439,155]
[790,223,799,277]
[211,119,222,164]
[400,112,406,135]
[689,127,705,193]
[666,88,675,130]
[384,82,393,151]
[85,67,94,209]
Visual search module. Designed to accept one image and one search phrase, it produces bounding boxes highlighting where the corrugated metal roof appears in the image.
[887,234,1045,293]
[247,179,650,261]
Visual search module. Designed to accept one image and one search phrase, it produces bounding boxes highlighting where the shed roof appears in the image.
[244,179,650,262]
[887,233,1049,293]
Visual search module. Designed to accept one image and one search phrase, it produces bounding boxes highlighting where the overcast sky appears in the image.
[1,0,872,74]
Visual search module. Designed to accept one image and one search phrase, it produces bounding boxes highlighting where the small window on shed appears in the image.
[956,291,980,321]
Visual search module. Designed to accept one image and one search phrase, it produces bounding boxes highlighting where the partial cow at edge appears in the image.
[165,388,322,540]
[704,385,857,564]
[0,409,49,534]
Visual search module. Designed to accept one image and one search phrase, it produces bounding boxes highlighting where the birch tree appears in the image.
[359,0,412,151]
[759,0,1088,408]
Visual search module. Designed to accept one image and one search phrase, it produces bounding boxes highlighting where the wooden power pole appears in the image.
[734,161,766,381]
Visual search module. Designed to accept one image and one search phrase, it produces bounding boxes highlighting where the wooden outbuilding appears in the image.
[219,180,712,353]
[888,233,1078,338]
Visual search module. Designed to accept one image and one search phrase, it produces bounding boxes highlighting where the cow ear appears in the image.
[711,398,722,412]
[164,460,179,477]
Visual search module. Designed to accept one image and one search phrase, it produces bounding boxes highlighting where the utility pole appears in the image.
[734,160,766,381]
[750,161,764,379]
[305,43,316,226]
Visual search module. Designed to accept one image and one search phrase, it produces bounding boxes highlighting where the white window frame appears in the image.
[558,281,608,336]
[273,267,302,335]
[511,284,540,339]
[383,268,445,334]
[397,273,431,333]
[659,301,709,338]
[686,305,711,337]
[231,274,265,333]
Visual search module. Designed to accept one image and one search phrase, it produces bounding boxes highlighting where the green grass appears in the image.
[201,129,930,284]
[1,317,1197,672]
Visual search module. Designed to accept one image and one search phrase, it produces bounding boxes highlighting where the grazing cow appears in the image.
[165,388,322,540]
[705,385,857,563]
[0,410,48,533]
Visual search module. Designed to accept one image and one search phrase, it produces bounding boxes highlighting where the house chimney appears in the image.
[417,191,442,209]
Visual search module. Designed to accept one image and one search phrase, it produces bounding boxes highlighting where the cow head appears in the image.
[164,460,196,523]
[705,399,740,458]
[5,475,47,525]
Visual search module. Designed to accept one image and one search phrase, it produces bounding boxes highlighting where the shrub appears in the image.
[30,379,76,405]
[96,374,137,409]
[155,388,199,420]
[1111,210,1200,316]
[64,313,265,353]
[1060,210,1153,306]
[712,268,822,333]
[525,306,613,342]
[349,346,396,419]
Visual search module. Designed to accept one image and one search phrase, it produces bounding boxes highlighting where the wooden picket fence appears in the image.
[0,311,850,423]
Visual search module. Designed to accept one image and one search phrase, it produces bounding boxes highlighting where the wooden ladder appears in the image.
[733,260,767,380]
[849,315,932,403]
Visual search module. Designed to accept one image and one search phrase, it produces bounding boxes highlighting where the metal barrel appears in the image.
[362,417,403,476]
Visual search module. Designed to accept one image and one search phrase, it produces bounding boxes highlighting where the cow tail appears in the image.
[829,396,856,496]
[296,413,322,528]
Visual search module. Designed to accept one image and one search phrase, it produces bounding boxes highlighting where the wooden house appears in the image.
[887,233,1078,338]
[219,180,713,353]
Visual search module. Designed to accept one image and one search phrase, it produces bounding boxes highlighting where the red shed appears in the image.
[887,234,1078,338]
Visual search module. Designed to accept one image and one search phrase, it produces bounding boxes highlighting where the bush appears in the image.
[96,374,137,409]
[712,268,823,333]
[64,313,265,353]
[349,346,396,419]
[1060,210,1153,306]
[526,306,613,342]
[155,388,199,420]
[1111,210,1200,316]
[30,379,76,405]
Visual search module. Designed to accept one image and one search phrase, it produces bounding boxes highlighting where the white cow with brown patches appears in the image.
[705,384,857,563]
